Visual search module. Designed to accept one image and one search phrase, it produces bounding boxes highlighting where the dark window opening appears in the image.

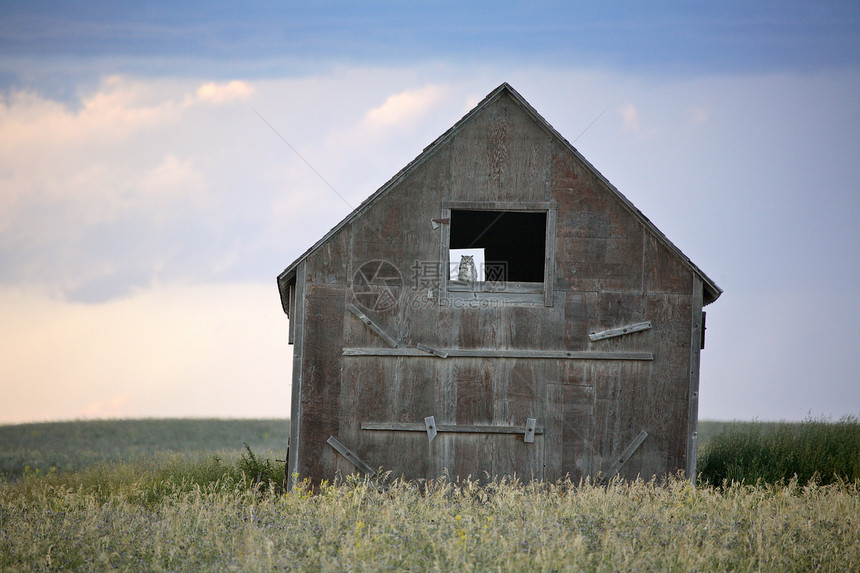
[449,209,546,283]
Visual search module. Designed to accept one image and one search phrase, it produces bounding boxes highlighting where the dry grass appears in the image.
[3,418,859,571]
[2,467,858,572]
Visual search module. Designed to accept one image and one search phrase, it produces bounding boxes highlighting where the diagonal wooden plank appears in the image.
[589,321,652,342]
[416,343,449,358]
[347,304,399,348]
[327,436,376,477]
[602,429,648,482]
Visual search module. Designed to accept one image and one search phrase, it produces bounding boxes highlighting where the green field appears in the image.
[0,418,732,484]
[0,418,733,483]
[0,418,289,482]
[1,418,859,571]
[698,416,860,487]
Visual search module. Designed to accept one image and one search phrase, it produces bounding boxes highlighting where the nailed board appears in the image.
[361,421,544,436]
[589,321,652,342]
[344,348,653,360]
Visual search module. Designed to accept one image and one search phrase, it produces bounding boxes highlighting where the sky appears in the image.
[1,1,859,424]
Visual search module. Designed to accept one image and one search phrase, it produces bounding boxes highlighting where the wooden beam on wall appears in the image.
[588,321,652,342]
[362,421,544,438]
[686,278,705,482]
[601,429,648,483]
[344,348,653,361]
[286,264,307,490]
[287,283,296,345]
[347,304,399,348]
[416,343,449,358]
[544,207,557,307]
[326,436,376,477]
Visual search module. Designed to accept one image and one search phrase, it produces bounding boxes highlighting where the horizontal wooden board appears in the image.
[361,422,544,435]
[343,348,653,360]
[447,281,544,294]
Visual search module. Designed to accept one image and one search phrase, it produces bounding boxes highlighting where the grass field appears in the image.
[1,418,858,571]
[698,416,860,487]
[0,418,289,482]
[0,418,765,483]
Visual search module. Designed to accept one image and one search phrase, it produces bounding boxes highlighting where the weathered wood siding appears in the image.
[287,91,704,485]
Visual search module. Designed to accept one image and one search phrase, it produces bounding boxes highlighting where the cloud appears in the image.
[196,80,254,104]
[363,85,445,129]
[619,102,641,132]
[0,76,186,157]
[0,77,190,209]
[139,155,206,203]
[0,76,267,300]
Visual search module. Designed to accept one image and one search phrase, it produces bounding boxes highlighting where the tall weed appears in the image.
[237,443,284,494]
[698,415,860,486]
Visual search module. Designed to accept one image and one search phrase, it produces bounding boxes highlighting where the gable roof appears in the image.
[277,82,722,311]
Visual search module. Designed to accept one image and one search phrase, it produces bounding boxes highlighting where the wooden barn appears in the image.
[276,83,721,488]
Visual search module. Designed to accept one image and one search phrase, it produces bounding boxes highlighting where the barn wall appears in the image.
[290,91,701,485]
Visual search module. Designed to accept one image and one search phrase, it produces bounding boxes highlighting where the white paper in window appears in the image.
[449,248,485,281]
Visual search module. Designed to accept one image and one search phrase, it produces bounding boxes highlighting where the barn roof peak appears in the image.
[277,82,721,308]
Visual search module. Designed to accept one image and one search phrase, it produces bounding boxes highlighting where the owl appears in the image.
[457,255,477,283]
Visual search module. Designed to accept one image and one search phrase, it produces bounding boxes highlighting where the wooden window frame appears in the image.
[440,201,556,307]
